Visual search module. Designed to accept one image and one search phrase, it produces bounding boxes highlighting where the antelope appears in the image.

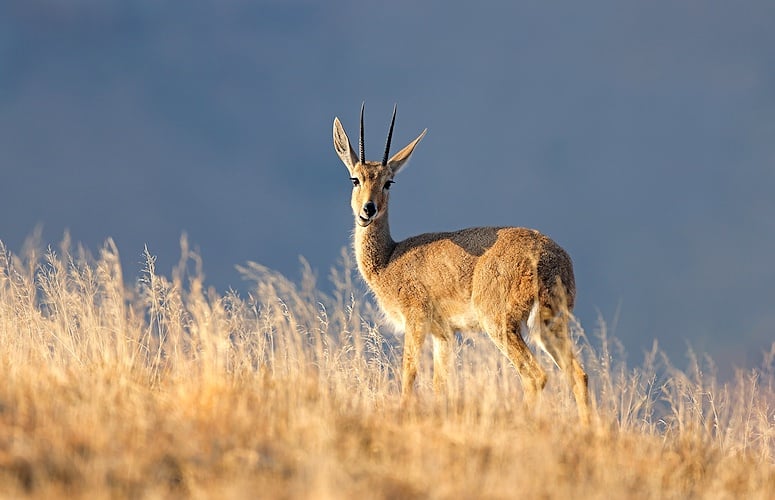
[332,104,591,424]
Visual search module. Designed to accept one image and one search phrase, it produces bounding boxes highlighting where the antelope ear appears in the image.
[388,129,427,175]
[333,117,358,172]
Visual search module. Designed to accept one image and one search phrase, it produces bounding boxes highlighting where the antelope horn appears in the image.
[382,104,397,166]
[359,102,366,164]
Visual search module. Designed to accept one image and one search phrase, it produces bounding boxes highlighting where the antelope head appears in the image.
[333,103,426,227]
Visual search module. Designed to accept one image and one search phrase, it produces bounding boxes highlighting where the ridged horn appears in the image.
[359,102,365,164]
[382,104,397,166]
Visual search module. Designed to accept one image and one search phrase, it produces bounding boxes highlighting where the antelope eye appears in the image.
[350,177,360,187]
[384,180,394,190]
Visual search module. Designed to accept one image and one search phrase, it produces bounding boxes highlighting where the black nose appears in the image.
[363,201,377,218]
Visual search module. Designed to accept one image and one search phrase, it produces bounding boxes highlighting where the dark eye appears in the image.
[384,180,395,190]
[350,177,360,187]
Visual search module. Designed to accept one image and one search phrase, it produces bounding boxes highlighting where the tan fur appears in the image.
[333,109,591,424]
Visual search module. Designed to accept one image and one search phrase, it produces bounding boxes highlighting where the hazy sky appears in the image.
[2,1,774,373]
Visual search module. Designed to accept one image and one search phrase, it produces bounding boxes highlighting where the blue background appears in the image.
[2,1,774,374]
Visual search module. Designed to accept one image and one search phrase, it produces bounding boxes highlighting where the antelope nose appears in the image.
[363,201,377,218]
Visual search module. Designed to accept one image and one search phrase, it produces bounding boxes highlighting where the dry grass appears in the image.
[0,234,773,499]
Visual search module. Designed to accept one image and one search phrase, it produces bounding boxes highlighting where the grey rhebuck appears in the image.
[333,104,591,424]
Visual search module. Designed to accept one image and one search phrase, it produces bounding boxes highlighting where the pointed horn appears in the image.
[359,102,365,164]
[382,104,397,166]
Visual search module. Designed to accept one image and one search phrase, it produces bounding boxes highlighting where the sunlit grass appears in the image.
[0,235,773,498]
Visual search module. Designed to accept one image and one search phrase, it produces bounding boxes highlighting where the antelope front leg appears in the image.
[401,326,426,404]
[432,335,451,396]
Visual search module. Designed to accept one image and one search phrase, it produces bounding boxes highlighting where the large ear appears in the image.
[387,129,427,175]
[333,117,359,172]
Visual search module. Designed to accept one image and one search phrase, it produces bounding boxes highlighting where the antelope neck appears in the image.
[354,214,395,280]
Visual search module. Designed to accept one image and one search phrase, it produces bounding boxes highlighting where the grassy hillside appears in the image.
[0,236,773,498]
